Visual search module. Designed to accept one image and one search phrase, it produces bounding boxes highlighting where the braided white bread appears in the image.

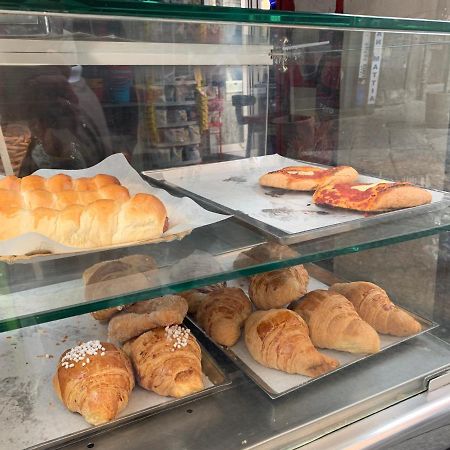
[1,184,131,211]
[0,173,130,211]
[0,193,168,248]
[0,173,120,192]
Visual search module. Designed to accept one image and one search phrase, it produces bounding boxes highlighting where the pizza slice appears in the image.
[312,181,432,212]
[259,165,358,191]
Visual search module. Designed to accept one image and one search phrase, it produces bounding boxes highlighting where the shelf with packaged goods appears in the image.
[0,204,449,333]
[151,140,201,148]
[156,121,197,129]
[153,101,197,108]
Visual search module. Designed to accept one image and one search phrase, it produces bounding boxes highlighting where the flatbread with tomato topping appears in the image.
[259,165,358,191]
[312,181,432,212]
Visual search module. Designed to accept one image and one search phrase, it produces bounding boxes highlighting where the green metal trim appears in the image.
[0,1,449,34]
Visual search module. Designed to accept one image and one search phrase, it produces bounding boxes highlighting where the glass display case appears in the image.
[0,2,449,449]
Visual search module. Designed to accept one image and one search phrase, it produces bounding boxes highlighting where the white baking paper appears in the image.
[0,153,228,259]
[145,154,445,235]
[0,314,215,450]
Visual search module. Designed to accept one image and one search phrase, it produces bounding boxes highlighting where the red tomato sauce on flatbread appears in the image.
[315,182,411,207]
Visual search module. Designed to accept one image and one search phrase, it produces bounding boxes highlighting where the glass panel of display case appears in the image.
[2,239,450,449]
[0,8,448,328]
[0,4,449,450]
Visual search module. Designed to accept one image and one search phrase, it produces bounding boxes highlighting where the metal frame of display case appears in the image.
[0,3,449,449]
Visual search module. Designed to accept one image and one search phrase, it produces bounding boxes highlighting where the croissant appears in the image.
[244,309,339,376]
[248,265,309,310]
[123,325,204,398]
[290,290,380,354]
[0,194,168,248]
[84,254,158,321]
[0,173,120,192]
[53,340,134,425]
[233,242,298,270]
[195,287,252,347]
[330,282,422,337]
[108,295,188,343]
[179,282,226,315]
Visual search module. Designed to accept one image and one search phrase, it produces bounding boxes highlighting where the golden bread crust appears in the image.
[313,182,432,212]
[259,165,358,191]
[53,342,134,425]
[196,287,252,347]
[244,309,339,376]
[0,194,167,248]
[329,281,422,336]
[248,265,309,310]
[290,290,380,354]
[123,327,204,398]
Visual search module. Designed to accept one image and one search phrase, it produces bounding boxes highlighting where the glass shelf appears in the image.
[1,1,450,35]
[1,205,449,333]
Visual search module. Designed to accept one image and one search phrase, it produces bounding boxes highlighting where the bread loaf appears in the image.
[0,173,120,192]
[0,194,168,248]
[0,183,130,211]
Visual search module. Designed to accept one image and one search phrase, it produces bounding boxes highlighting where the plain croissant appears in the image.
[123,326,204,398]
[53,341,135,425]
[290,290,380,354]
[330,282,422,337]
[0,173,120,192]
[180,282,226,315]
[244,309,339,377]
[195,287,252,347]
[84,254,158,321]
[248,265,309,310]
[233,242,299,270]
[0,193,168,248]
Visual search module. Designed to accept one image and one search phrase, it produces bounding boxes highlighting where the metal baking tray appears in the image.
[142,154,449,245]
[186,264,437,399]
[0,314,230,450]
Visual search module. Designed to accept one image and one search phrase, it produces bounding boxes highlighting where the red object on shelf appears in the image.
[275,0,295,11]
[335,0,344,13]
[274,0,344,13]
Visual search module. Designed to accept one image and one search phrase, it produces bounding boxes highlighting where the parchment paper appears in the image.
[0,154,228,261]
[147,154,444,235]
[207,277,434,397]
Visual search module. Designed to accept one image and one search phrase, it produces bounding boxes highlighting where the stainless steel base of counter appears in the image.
[56,332,450,450]
[303,382,450,450]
